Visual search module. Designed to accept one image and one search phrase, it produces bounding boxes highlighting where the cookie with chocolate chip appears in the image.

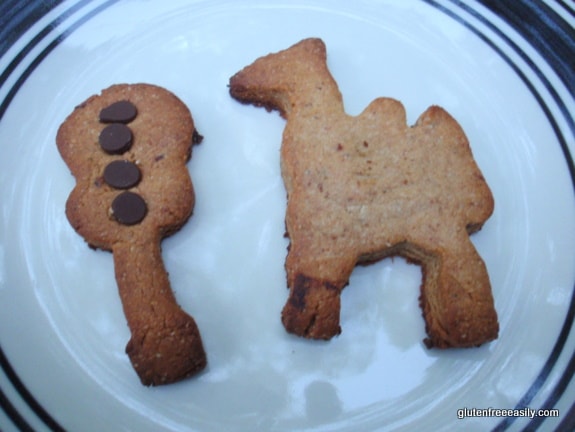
[56,83,206,385]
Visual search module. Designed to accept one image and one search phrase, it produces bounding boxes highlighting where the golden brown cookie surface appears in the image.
[230,38,498,348]
[57,83,206,385]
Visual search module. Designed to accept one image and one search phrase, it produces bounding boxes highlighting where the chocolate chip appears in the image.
[103,160,141,189]
[99,123,133,154]
[111,191,147,225]
[99,101,137,123]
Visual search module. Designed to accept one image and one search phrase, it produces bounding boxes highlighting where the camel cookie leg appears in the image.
[282,243,355,339]
[113,238,206,385]
[281,274,344,340]
[418,235,498,348]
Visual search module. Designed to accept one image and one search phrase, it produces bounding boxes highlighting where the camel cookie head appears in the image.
[230,38,342,119]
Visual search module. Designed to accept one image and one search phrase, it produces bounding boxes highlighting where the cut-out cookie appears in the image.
[57,83,206,385]
[229,38,498,348]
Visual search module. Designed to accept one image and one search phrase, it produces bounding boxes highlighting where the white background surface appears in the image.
[1,1,575,430]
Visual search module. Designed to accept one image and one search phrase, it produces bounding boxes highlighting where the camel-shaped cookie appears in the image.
[57,84,206,385]
[229,38,498,348]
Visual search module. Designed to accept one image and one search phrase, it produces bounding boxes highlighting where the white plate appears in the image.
[1,0,575,431]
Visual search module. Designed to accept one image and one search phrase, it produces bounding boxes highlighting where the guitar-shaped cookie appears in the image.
[57,84,206,385]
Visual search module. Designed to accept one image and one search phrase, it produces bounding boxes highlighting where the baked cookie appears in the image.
[57,83,206,385]
[229,38,498,348]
